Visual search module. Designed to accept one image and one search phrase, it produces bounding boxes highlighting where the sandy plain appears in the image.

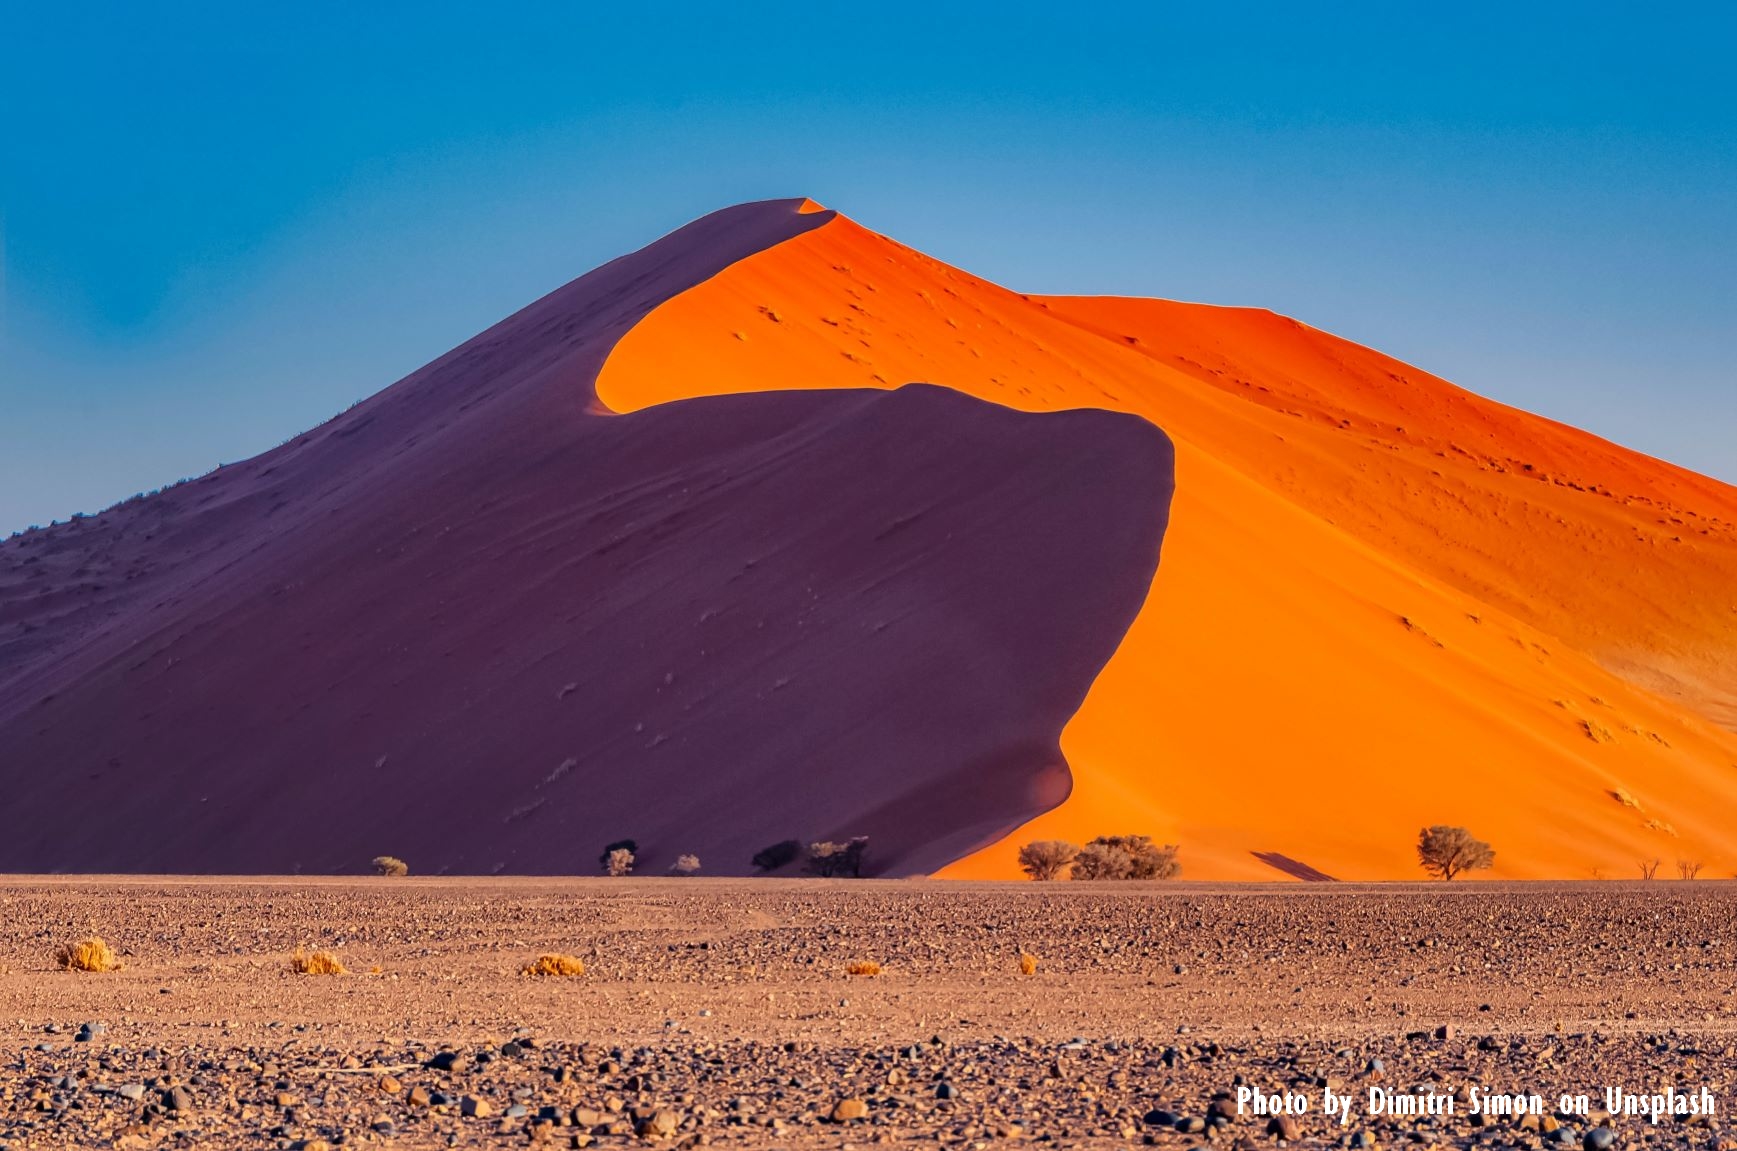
[4,878,1736,1149]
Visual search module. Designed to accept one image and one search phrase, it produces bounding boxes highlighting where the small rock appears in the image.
[461,1094,493,1118]
[831,1098,869,1122]
[636,1108,681,1139]
[1268,1115,1301,1141]
[165,1087,193,1113]
[378,1074,401,1094]
[117,1084,146,1102]
[1584,1130,1617,1151]
[936,1082,958,1100]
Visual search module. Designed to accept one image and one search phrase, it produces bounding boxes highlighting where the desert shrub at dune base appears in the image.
[752,839,803,872]
[57,936,120,972]
[669,854,701,876]
[1416,825,1495,880]
[1070,836,1180,880]
[605,848,635,877]
[599,839,638,873]
[1018,840,1080,881]
[845,960,882,977]
[1093,835,1180,879]
[522,953,586,976]
[372,855,409,877]
[1069,841,1135,880]
[290,947,346,975]
[1019,952,1040,976]
[807,837,869,878]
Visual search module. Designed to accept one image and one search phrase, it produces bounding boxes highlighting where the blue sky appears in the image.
[3,2,1734,534]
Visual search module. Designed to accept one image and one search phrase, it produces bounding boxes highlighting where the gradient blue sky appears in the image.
[4,3,1734,535]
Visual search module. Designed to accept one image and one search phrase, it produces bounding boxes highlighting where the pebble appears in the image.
[636,1108,681,1139]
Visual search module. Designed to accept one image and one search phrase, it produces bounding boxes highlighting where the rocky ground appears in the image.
[3,878,1735,1149]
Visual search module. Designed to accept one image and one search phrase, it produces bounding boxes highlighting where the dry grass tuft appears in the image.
[845,960,882,977]
[1018,952,1040,976]
[56,936,120,972]
[290,947,346,975]
[522,953,586,977]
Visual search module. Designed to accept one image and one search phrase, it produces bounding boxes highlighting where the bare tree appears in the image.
[668,854,701,876]
[1017,840,1080,881]
[1639,859,1661,880]
[1678,860,1704,880]
[1416,826,1495,881]
[605,847,635,877]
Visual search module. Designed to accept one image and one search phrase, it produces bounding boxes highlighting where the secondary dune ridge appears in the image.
[0,199,1172,875]
[597,201,1737,881]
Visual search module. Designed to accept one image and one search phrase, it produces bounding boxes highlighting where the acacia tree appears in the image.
[1088,835,1180,880]
[1070,841,1134,880]
[1018,840,1080,881]
[1416,825,1494,880]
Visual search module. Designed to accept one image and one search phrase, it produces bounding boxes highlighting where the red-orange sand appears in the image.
[598,205,1737,881]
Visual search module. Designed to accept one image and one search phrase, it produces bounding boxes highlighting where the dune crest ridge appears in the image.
[0,199,1172,875]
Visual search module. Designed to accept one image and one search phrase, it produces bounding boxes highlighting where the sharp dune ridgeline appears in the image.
[597,199,1737,880]
[0,199,1172,876]
[5,196,1737,879]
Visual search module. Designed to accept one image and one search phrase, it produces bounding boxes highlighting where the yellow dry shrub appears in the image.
[1018,952,1039,976]
[845,960,882,977]
[57,936,120,972]
[522,953,586,977]
[290,947,346,975]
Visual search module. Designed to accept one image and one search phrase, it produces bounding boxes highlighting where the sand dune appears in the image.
[597,204,1737,880]
[0,200,1171,875]
[8,196,1735,879]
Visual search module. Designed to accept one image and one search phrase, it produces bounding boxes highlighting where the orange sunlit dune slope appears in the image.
[597,207,1737,881]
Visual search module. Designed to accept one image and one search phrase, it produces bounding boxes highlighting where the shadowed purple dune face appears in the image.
[0,200,1173,876]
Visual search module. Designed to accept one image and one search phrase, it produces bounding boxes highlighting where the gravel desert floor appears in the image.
[4,878,1735,1150]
